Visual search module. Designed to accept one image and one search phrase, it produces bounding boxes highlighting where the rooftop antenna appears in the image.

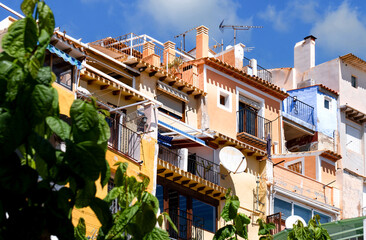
[219,19,262,45]
[212,37,224,52]
[174,26,196,52]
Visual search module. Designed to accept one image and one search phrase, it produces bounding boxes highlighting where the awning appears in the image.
[47,44,82,70]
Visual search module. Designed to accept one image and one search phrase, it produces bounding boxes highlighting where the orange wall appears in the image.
[321,160,336,184]
[205,68,282,145]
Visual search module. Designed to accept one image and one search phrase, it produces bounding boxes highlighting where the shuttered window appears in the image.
[346,124,362,154]
[157,91,184,119]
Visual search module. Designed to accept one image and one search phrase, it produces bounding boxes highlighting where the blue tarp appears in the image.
[47,45,82,70]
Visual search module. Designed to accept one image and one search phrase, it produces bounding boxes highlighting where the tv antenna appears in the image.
[174,26,196,52]
[219,19,263,45]
[212,37,224,52]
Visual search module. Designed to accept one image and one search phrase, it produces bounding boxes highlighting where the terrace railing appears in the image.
[243,57,272,83]
[283,96,315,126]
[165,208,204,240]
[106,117,141,160]
[237,107,272,141]
[188,154,220,185]
[266,212,283,235]
[158,144,182,168]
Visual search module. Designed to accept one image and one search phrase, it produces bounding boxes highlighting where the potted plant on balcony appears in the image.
[168,57,183,79]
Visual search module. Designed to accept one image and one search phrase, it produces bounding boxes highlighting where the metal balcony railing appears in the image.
[266,212,283,235]
[243,57,272,83]
[165,208,204,240]
[283,96,315,125]
[237,107,272,140]
[158,144,181,167]
[106,117,141,160]
[188,154,220,185]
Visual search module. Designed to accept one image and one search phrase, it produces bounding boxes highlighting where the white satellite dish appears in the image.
[219,146,246,173]
[285,215,307,229]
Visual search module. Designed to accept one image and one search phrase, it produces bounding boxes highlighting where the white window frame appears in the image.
[324,96,332,110]
[217,87,232,112]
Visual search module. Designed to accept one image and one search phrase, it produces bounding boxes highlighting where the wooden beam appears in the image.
[256,156,264,161]
[159,76,167,81]
[218,140,227,145]
[112,90,120,95]
[207,141,219,149]
[165,173,173,178]
[100,85,109,90]
[168,81,176,86]
[173,176,182,182]
[181,180,190,185]
[197,186,205,192]
[178,86,185,91]
[246,152,255,156]
[125,95,133,100]
[63,48,72,54]
[194,94,202,99]
[205,189,214,195]
[128,62,139,68]
[139,66,147,72]
[186,90,194,95]
[157,169,166,174]
[50,39,59,45]
[149,71,157,77]
[87,80,96,85]
[221,196,226,200]
[213,193,221,197]
[189,183,198,188]
[77,56,86,61]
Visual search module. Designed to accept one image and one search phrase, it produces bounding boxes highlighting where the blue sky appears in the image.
[1,0,366,69]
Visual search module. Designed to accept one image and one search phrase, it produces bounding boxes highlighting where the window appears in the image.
[346,123,362,154]
[351,76,357,88]
[288,162,302,174]
[193,199,216,232]
[324,98,330,109]
[217,88,232,111]
[157,91,185,120]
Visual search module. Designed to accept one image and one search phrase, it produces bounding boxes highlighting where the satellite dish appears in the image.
[285,215,307,229]
[219,146,246,173]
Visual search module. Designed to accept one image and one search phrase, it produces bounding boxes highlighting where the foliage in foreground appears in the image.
[287,215,331,240]
[75,162,177,240]
[213,189,251,240]
[0,0,112,239]
[257,218,275,240]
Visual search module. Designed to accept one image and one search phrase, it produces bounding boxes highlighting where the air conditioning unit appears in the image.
[297,78,315,88]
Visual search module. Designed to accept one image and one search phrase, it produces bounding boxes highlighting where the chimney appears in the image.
[294,35,316,73]
[196,25,209,59]
[163,41,176,67]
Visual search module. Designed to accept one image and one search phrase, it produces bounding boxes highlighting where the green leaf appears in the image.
[90,197,113,231]
[213,225,236,240]
[26,54,41,78]
[20,0,38,16]
[46,116,71,141]
[70,100,99,132]
[37,2,55,46]
[104,186,121,204]
[2,17,38,61]
[106,203,141,238]
[3,62,24,102]
[74,218,88,240]
[114,162,128,187]
[221,195,240,221]
[141,192,159,215]
[161,212,178,233]
[136,205,157,234]
[75,181,97,208]
[31,84,55,121]
[97,113,111,145]
[142,227,171,240]
[235,213,250,239]
[35,66,53,85]
[100,159,111,187]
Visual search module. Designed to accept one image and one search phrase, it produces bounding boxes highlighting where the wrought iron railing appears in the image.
[107,179,120,214]
[283,95,315,125]
[237,107,272,140]
[266,212,282,235]
[243,57,272,83]
[158,144,181,167]
[106,117,141,160]
[165,208,204,240]
[188,154,220,185]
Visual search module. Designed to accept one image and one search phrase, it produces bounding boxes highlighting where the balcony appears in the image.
[274,165,334,206]
[165,208,204,240]
[237,107,271,147]
[158,145,220,185]
[107,117,141,161]
[243,57,272,83]
[283,96,315,128]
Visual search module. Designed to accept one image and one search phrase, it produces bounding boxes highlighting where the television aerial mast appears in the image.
[219,19,263,45]
[174,26,196,52]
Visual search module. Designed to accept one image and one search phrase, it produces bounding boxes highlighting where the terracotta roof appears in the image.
[340,105,366,124]
[53,31,86,54]
[273,149,341,161]
[290,84,339,96]
[320,150,342,161]
[193,57,289,100]
[340,53,366,72]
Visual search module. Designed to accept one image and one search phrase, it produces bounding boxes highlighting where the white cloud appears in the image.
[258,0,319,32]
[311,1,366,56]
